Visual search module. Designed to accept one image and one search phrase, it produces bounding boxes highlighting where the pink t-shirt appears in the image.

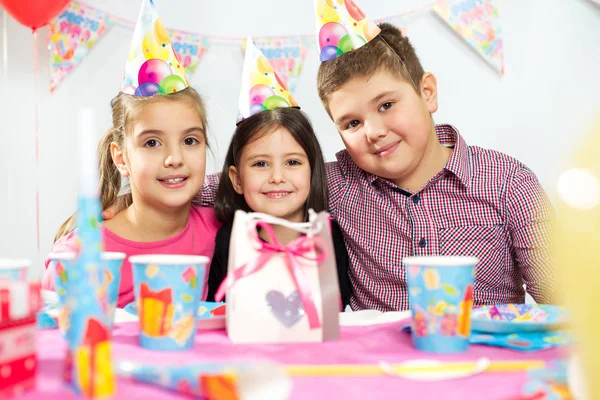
[43,206,221,308]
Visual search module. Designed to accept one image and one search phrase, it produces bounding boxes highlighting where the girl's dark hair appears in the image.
[214,108,328,224]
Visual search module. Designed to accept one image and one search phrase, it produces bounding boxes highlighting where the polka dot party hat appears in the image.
[121,0,189,96]
[237,37,299,124]
[314,0,381,62]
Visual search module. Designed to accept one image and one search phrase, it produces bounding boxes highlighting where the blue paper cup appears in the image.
[101,252,126,326]
[48,251,125,335]
[48,252,77,337]
[0,259,30,280]
[130,254,209,351]
[405,256,478,354]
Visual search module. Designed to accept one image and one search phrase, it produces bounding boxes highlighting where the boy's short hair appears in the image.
[317,23,425,108]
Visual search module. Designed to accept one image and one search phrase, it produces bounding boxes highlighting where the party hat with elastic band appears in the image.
[122,0,189,96]
[237,37,299,124]
[314,0,381,62]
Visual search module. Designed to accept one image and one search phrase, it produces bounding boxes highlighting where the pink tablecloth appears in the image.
[22,321,564,400]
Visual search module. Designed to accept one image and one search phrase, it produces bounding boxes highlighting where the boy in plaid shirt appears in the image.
[200,19,556,310]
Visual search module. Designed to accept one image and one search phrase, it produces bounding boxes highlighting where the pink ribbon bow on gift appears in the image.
[215,221,328,329]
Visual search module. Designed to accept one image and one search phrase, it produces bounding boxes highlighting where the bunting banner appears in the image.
[48,2,113,92]
[168,30,211,76]
[245,37,314,95]
[433,0,504,75]
[45,0,509,94]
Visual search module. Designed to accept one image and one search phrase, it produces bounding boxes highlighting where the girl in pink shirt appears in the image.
[43,87,220,307]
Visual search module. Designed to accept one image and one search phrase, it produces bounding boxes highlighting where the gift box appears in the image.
[0,281,42,397]
[138,283,174,337]
[217,210,340,344]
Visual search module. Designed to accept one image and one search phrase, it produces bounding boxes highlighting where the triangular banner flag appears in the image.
[433,0,504,75]
[168,30,211,77]
[48,1,113,92]
[243,37,314,95]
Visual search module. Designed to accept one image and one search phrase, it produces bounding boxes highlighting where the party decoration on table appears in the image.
[0,259,30,280]
[237,37,299,124]
[168,29,210,76]
[121,0,189,96]
[433,0,504,75]
[313,0,381,62]
[130,255,209,350]
[246,36,314,95]
[48,2,113,92]
[0,281,42,397]
[215,210,340,344]
[64,108,116,397]
[521,359,574,400]
[400,322,573,352]
[405,256,477,354]
[471,331,572,352]
[0,0,70,30]
[471,304,569,334]
[116,360,292,400]
[74,318,112,397]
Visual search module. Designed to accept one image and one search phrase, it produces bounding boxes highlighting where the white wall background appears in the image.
[0,0,599,278]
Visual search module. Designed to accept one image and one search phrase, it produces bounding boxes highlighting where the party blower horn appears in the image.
[63,107,115,398]
[116,360,291,399]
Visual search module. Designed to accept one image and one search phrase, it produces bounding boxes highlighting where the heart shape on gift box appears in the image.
[266,290,305,328]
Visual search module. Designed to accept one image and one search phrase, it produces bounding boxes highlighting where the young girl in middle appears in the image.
[207,40,352,308]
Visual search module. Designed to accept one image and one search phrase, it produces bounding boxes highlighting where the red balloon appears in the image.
[0,0,71,31]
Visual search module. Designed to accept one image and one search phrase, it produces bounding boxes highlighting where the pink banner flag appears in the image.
[434,0,504,75]
[246,37,314,95]
[48,2,113,92]
[167,30,210,77]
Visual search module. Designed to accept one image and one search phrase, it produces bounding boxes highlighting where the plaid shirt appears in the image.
[197,124,556,311]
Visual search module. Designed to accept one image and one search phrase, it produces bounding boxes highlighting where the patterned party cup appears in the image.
[48,252,77,337]
[0,259,30,280]
[48,251,125,336]
[100,252,126,327]
[405,256,478,354]
[130,254,209,351]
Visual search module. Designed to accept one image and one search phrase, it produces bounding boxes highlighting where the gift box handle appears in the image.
[246,209,323,236]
